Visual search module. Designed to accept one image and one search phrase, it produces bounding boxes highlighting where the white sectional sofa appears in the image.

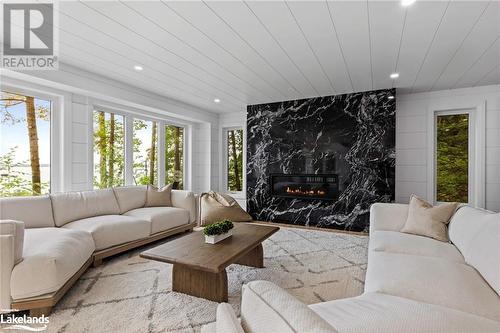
[0,186,196,316]
[203,204,500,333]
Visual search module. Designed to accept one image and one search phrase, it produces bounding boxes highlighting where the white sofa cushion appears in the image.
[365,251,500,321]
[369,230,465,263]
[369,203,408,233]
[240,281,338,333]
[0,195,55,228]
[62,215,150,251]
[310,292,500,333]
[11,228,95,300]
[216,303,245,333]
[113,186,147,214]
[449,206,500,295]
[0,235,15,311]
[171,190,197,223]
[51,189,121,226]
[124,207,189,235]
[0,220,24,264]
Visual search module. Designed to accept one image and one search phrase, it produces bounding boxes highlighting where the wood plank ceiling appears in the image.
[32,1,500,112]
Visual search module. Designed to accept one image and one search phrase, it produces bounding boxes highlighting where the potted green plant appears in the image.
[203,219,234,244]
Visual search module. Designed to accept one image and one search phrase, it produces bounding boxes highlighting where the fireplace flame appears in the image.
[285,186,326,196]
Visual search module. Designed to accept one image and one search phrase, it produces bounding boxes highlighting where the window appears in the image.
[436,113,469,203]
[93,110,125,188]
[0,91,51,196]
[133,119,158,185]
[165,125,184,189]
[225,128,243,192]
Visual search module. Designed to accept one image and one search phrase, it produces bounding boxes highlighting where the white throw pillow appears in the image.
[401,195,458,242]
[145,184,173,207]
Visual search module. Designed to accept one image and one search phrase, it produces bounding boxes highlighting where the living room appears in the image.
[0,0,499,332]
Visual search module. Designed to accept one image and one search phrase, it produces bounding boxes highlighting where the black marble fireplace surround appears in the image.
[247,89,395,232]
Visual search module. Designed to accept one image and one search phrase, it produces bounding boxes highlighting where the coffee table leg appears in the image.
[235,243,264,268]
[172,264,228,302]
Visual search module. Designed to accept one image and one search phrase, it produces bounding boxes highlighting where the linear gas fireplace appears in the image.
[270,174,339,201]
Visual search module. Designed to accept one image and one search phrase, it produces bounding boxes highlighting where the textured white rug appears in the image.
[46,226,368,333]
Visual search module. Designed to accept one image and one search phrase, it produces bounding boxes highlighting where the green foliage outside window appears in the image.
[133,119,158,186]
[1,92,50,197]
[436,114,469,203]
[93,111,125,189]
[165,125,183,189]
[227,129,243,192]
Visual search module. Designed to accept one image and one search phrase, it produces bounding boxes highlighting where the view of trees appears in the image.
[93,111,125,188]
[227,129,243,191]
[436,114,469,203]
[93,116,184,189]
[165,125,184,189]
[0,91,50,197]
[133,119,158,186]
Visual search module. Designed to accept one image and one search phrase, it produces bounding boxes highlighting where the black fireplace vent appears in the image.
[270,174,339,201]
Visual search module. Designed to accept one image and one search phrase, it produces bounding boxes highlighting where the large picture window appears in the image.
[436,113,469,203]
[133,119,158,185]
[225,128,243,192]
[165,125,184,189]
[0,91,51,196]
[93,110,125,188]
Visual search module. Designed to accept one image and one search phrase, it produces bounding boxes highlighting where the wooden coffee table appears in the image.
[140,223,279,302]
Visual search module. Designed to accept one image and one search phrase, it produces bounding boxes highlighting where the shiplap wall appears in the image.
[1,69,220,194]
[220,85,500,212]
[70,95,91,191]
[396,85,500,211]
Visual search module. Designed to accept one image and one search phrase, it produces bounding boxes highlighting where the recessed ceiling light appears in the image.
[390,72,399,79]
[134,65,143,71]
[388,95,395,100]
[214,98,221,103]
[401,0,416,6]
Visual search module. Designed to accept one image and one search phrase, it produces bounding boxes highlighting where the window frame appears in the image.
[427,102,485,207]
[89,102,188,190]
[433,110,473,204]
[91,108,127,189]
[164,123,186,190]
[1,84,62,194]
[221,126,245,195]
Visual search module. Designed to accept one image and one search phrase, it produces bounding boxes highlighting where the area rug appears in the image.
[46,226,368,333]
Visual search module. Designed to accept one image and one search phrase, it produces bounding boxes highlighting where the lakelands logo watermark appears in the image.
[1,1,59,70]
[0,313,49,331]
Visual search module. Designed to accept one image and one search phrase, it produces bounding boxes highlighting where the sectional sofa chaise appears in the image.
[0,186,197,316]
[203,204,500,333]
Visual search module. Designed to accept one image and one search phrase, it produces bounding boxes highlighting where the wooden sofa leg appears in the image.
[30,307,52,317]
[93,258,103,267]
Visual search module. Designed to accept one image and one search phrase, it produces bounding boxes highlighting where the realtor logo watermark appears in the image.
[0,313,49,331]
[1,1,59,70]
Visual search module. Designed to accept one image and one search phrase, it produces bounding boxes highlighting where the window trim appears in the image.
[221,126,245,195]
[89,102,188,190]
[163,123,187,190]
[91,108,127,189]
[427,102,485,207]
[1,84,63,194]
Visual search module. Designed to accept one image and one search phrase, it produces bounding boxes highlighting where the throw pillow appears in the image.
[401,195,458,242]
[200,191,252,226]
[145,184,172,207]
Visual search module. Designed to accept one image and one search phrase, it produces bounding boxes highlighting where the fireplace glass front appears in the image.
[270,174,339,201]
